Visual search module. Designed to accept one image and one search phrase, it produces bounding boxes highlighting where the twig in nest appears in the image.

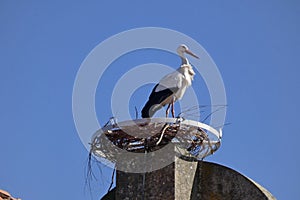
[156,124,170,145]
[135,106,138,119]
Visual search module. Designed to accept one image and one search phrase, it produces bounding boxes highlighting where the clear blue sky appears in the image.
[1,1,299,199]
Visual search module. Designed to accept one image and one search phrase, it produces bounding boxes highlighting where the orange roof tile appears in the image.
[0,189,10,198]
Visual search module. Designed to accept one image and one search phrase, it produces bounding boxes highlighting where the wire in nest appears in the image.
[201,105,227,123]
[177,104,227,119]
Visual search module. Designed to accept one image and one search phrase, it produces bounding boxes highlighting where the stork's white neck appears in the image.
[178,52,190,65]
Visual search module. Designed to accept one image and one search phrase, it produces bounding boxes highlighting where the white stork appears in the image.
[141,44,199,118]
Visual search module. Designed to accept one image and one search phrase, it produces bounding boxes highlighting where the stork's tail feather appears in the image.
[141,102,151,118]
[141,101,162,118]
[141,84,175,118]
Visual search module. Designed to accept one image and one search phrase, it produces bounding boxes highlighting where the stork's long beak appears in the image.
[185,49,199,59]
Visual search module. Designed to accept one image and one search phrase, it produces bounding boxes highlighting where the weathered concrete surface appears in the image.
[190,162,276,200]
[116,162,175,200]
[247,177,277,200]
[103,161,276,200]
[175,156,198,199]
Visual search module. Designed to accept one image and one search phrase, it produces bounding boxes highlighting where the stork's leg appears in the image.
[165,104,171,118]
[171,100,175,118]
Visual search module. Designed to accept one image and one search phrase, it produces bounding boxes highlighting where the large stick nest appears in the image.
[91,118,221,162]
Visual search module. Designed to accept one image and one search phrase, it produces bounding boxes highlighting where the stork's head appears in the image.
[177,44,199,59]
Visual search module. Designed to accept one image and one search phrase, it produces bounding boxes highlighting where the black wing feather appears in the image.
[141,84,178,118]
